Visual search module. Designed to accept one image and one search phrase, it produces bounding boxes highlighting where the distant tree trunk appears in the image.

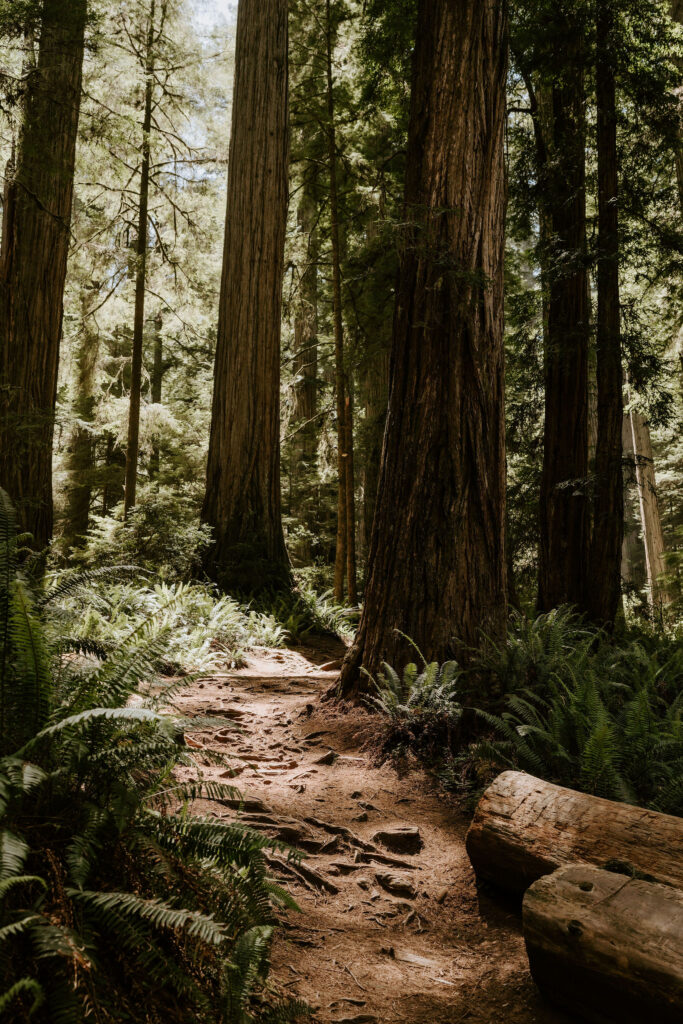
[621,413,646,596]
[63,292,101,549]
[0,0,87,547]
[149,314,163,478]
[201,0,290,592]
[343,377,357,603]
[588,1,623,626]
[671,2,683,215]
[325,0,354,604]
[533,37,591,612]
[124,0,156,518]
[290,193,319,564]
[337,0,508,695]
[628,406,671,613]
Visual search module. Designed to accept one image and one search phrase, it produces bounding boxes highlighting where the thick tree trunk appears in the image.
[535,42,591,612]
[202,0,290,593]
[465,771,683,897]
[63,291,101,549]
[524,865,683,1024]
[124,0,156,518]
[0,0,87,547]
[337,0,508,695]
[588,3,624,626]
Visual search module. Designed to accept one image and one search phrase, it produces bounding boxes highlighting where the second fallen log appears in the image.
[523,864,683,1024]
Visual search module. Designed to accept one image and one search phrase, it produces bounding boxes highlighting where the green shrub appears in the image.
[0,490,307,1023]
[369,610,683,816]
[72,485,212,580]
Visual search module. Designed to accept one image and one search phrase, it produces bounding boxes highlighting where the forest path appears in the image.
[175,640,570,1024]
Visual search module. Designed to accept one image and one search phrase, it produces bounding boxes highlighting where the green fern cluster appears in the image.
[467,610,683,815]
[365,646,463,761]
[0,490,307,1023]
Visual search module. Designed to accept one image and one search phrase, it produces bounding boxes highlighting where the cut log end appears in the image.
[523,864,683,1024]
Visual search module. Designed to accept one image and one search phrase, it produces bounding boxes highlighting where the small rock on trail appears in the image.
[372,826,423,854]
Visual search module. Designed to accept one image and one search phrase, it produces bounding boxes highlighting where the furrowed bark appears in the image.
[201,0,290,593]
[0,0,87,548]
[337,0,508,695]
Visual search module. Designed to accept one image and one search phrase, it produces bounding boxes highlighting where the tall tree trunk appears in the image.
[588,1,624,626]
[149,313,163,478]
[290,192,319,564]
[0,0,87,547]
[670,2,683,216]
[124,0,156,518]
[325,0,353,604]
[201,0,290,592]
[534,35,591,611]
[337,0,508,695]
[358,342,390,573]
[621,412,646,596]
[344,376,357,603]
[63,290,100,549]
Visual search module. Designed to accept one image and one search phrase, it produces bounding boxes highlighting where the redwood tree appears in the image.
[201,0,290,591]
[588,0,624,624]
[338,0,508,694]
[528,11,591,612]
[0,0,87,547]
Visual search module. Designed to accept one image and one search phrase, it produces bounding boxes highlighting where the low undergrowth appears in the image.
[368,608,683,816]
[0,490,308,1023]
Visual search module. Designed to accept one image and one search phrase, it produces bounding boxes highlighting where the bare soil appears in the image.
[175,639,573,1024]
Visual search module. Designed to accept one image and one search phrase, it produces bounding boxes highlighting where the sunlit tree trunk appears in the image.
[588,1,624,626]
[338,0,508,694]
[0,0,87,547]
[149,314,163,478]
[202,0,290,592]
[628,406,671,613]
[124,0,156,517]
[325,0,355,603]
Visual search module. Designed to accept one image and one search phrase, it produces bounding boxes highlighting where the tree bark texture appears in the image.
[465,771,683,897]
[337,0,508,694]
[0,0,87,547]
[202,0,290,592]
[524,865,683,1024]
[588,3,624,626]
[535,38,591,612]
[124,0,156,518]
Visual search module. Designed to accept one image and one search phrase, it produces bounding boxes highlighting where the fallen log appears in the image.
[523,864,683,1024]
[465,771,683,896]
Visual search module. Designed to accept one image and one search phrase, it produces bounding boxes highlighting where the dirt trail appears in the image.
[175,641,572,1024]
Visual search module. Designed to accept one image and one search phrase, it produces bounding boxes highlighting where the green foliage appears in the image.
[370,611,683,816]
[47,577,288,675]
[0,491,306,1023]
[264,588,357,644]
[72,486,213,580]
[365,648,463,762]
